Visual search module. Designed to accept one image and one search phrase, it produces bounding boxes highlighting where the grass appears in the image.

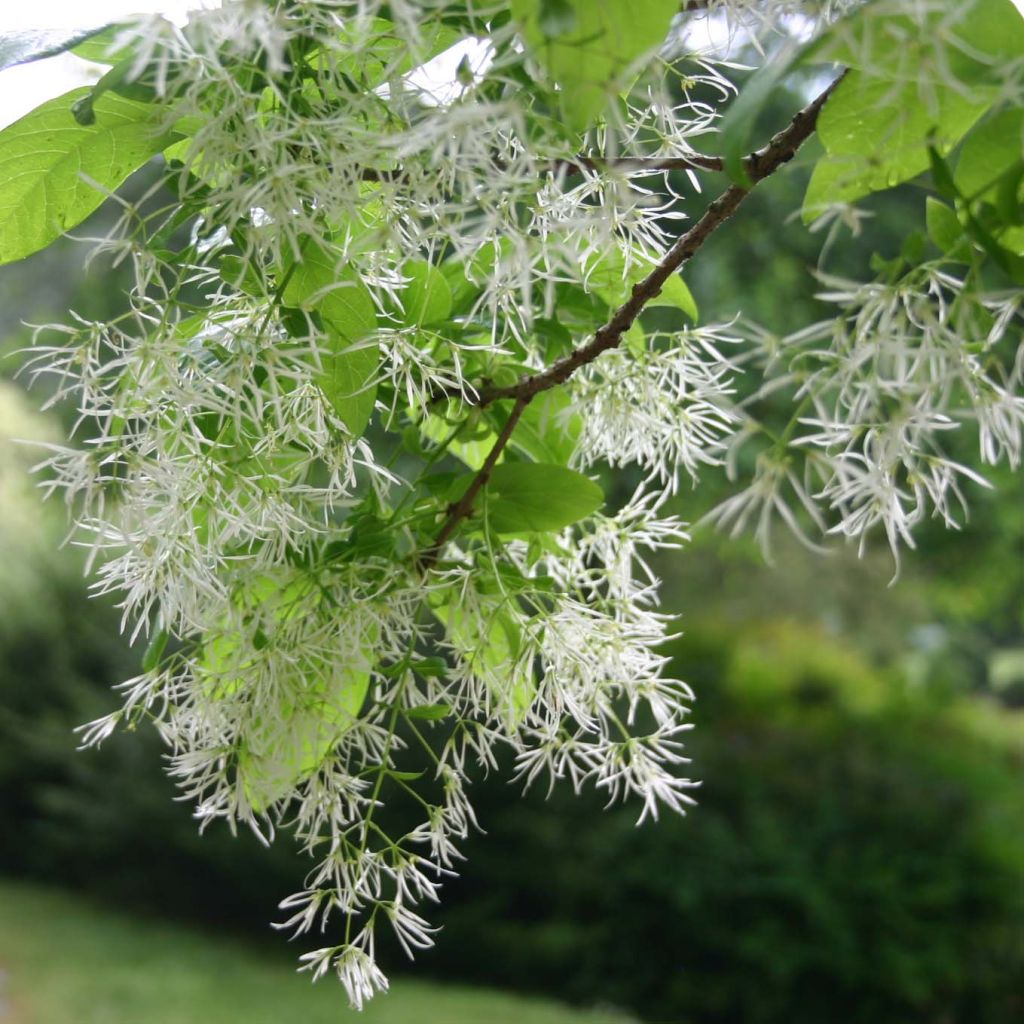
[0,880,631,1024]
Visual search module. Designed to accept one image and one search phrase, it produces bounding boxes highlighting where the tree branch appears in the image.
[475,76,842,409]
[364,152,725,185]
[424,75,842,559]
[420,396,532,567]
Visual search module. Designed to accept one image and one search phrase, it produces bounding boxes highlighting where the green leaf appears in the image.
[237,655,373,811]
[71,24,139,64]
[588,251,698,320]
[0,88,171,265]
[955,108,1024,203]
[0,26,108,73]
[198,576,375,811]
[817,0,1024,85]
[397,258,453,326]
[926,197,964,253]
[418,401,501,471]
[505,390,582,466]
[478,462,603,534]
[283,240,379,436]
[510,0,678,131]
[284,239,377,340]
[800,0,1023,219]
[432,596,534,726]
[951,0,1024,77]
[141,628,169,673]
[803,72,991,220]
[218,254,263,297]
[330,17,462,91]
[318,342,379,438]
[71,58,159,126]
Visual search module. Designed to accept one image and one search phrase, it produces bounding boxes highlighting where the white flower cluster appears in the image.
[22,0,748,1006]
[711,267,1023,569]
[22,0,1022,1007]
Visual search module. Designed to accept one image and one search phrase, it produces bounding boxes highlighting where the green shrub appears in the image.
[2,383,1021,1020]
[427,626,1024,1024]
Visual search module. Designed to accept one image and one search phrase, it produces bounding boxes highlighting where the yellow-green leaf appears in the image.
[0,88,170,265]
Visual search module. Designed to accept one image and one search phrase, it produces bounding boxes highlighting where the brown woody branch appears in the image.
[420,396,532,566]
[423,75,842,561]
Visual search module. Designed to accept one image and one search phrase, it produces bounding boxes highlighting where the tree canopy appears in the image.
[1,0,1021,1007]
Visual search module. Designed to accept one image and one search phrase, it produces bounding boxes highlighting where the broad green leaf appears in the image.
[284,240,377,340]
[803,72,990,219]
[283,240,379,436]
[479,462,603,534]
[0,26,108,73]
[218,254,263,296]
[419,402,500,470]
[996,225,1024,256]
[955,108,1024,203]
[798,0,1021,217]
[926,197,964,253]
[505,391,582,465]
[71,58,159,126]
[510,0,678,132]
[397,258,453,326]
[945,0,1024,82]
[198,576,374,810]
[818,0,1024,85]
[71,25,131,63]
[588,251,698,321]
[317,342,379,438]
[329,17,462,91]
[0,87,171,265]
[648,274,698,321]
[237,655,373,811]
[440,256,481,315]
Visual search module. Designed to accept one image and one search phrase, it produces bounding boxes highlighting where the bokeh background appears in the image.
[0,73,1021,1024]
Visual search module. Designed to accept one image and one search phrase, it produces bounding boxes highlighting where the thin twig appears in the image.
[420,395,533,567]
[475,76,842,409]
[556,154,725,175]
[424,75,842,558]
[363,152,725,185]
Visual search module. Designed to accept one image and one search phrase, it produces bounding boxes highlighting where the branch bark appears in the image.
[424,75,842,560]
[420,396,532,566]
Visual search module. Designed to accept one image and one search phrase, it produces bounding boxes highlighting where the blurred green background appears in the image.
[0,83,1022,1024]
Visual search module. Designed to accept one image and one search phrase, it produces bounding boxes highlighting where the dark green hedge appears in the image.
[427,626,1024,1023]
[1,535,1021,1023]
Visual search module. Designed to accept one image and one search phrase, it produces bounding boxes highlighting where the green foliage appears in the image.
[805,73,989,213]
[0,88,170,265]
[284,238,380,436]
[510,0,678,131]
[803,0,1023,217]
[1,0,1022,1011]
[474,462,604,534]
[588,250,699,321]
[397,259,454,326]
[431,624,1024,1024]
